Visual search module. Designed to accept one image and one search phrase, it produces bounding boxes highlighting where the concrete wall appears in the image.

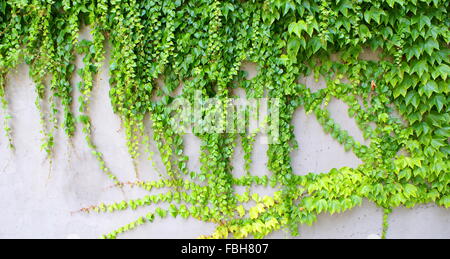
[0,29,448,239]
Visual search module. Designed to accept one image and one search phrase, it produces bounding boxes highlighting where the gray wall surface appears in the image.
[0,28,448,239]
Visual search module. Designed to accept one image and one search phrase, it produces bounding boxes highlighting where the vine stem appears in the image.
[382,208,392,239]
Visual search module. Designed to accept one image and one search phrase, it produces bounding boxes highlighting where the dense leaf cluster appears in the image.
[0,0,448,239]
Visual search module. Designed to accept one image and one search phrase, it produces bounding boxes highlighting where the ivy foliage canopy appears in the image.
[0,0,449,239]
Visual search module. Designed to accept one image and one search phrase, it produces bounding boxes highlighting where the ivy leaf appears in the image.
[430,139,445,150]
[418,15,431,31]
[432,64,450,80]
[392,193,406,207]
[288,20,307,38]
[303,197,314,211]
[328,200,341,215]
[405,91,420,108]
[412,60,428,77]
[287,37,301,62]
[405,45,421,61]
[398,169,412,180]
[435,126,450,138]
[156,208,167,218]
[146,213,155,222]
[263,196,275,207]
[169,204,179,218]
[303,214,317,226]
[424,38,439,56]
[309,37,322,55]
[364,7,385,24]
[358,25,372,39]
[404,184,418,198]
[316,199,328,214]
[252,193,260,202]
[283,1,296,15]
[351,195,363,206]
[440,195,450,208]
[427,189,440,202]
[337,0,353,16]
[393,83,409,98]
[419,80,439,98]
[432,95,446,112]
[236,205,246,218]
[386,0,396,7]
[249,207,259,219]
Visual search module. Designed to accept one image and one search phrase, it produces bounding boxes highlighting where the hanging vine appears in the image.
[0,0,448,239]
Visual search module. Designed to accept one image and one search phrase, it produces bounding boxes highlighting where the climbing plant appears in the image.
[0,0,449,239]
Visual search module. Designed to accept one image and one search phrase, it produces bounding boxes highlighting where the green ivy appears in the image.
[0,0,448,239]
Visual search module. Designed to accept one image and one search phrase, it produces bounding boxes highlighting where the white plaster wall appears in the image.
[0,30,448,239]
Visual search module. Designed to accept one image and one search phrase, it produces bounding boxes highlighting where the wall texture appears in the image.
[0,29,448,239]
